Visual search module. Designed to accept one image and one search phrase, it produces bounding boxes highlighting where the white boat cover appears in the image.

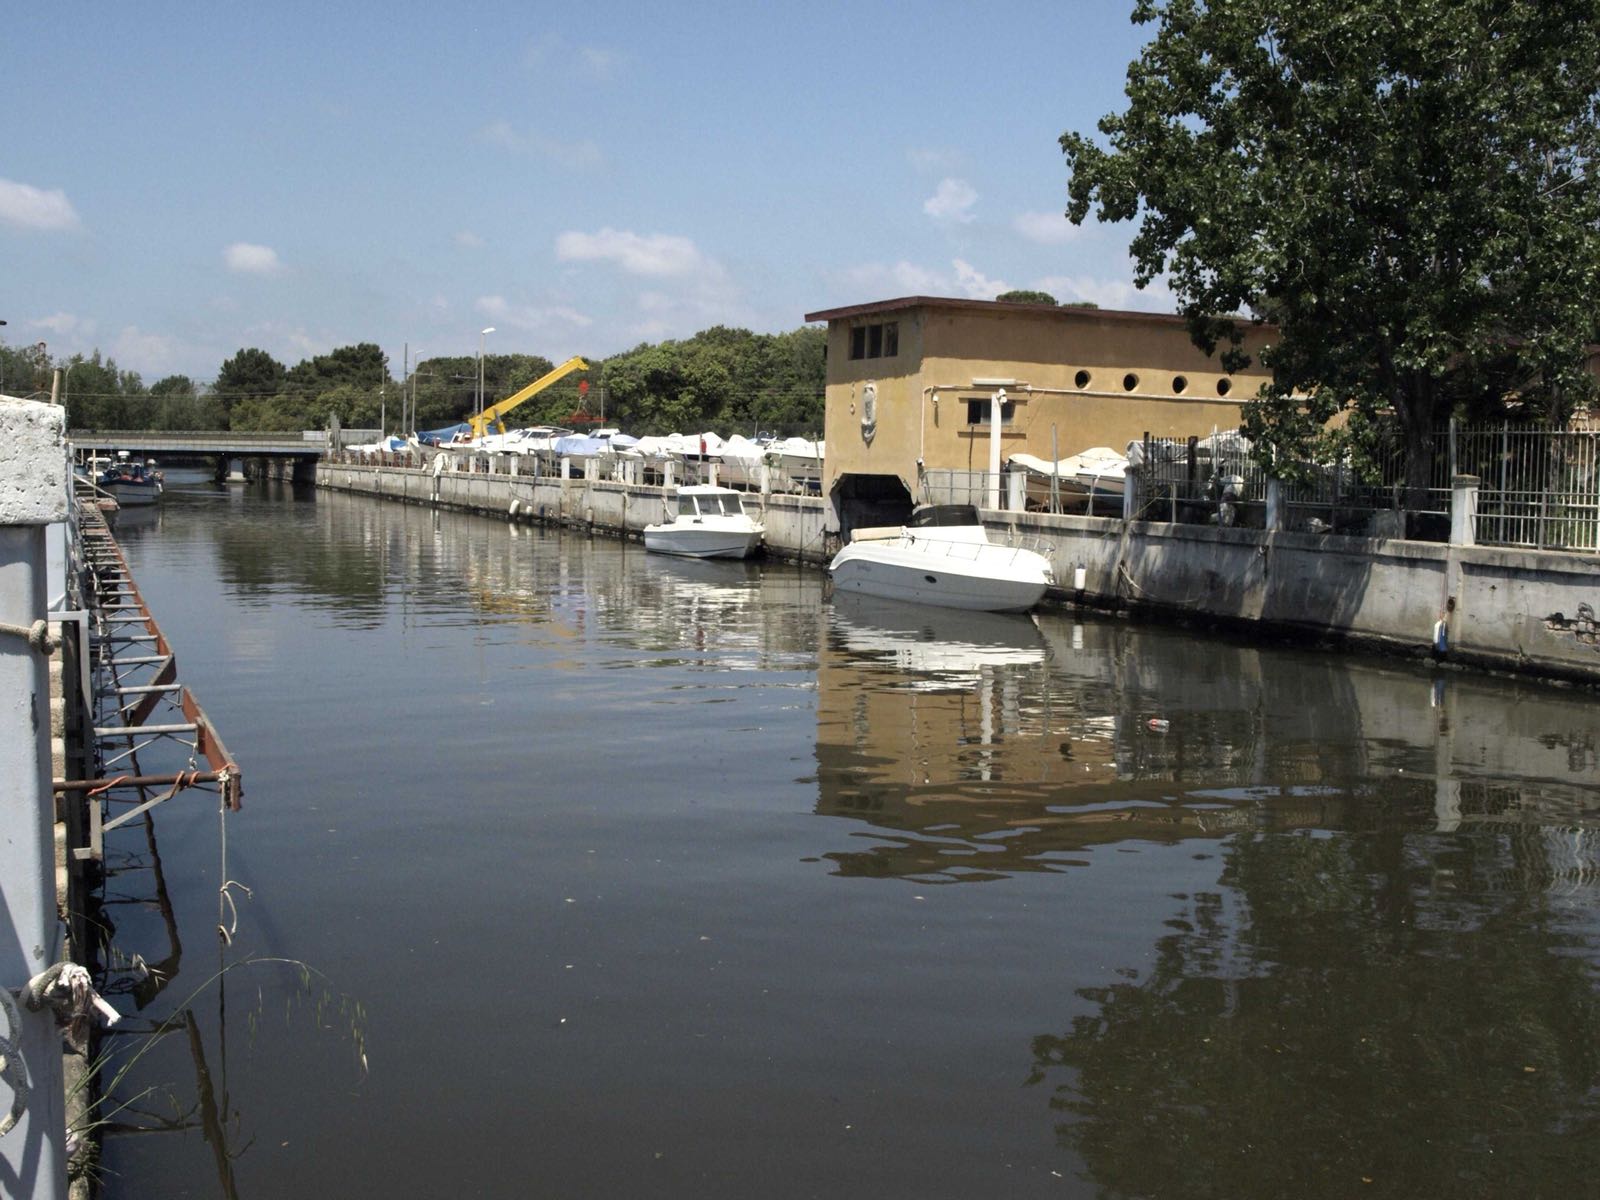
[1008,446,1128,479]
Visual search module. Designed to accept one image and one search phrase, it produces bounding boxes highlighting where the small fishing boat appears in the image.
[643,485,765,559]
[828,504,1053,613]
[98,452,163,506]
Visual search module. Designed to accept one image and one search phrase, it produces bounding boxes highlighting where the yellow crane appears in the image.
[469,355,589,439]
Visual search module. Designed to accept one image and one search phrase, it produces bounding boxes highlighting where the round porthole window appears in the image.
[1217,378,1232,397]
[1122,373,1139,392]
[1074,369,1091,389]
[1172,375,1188,394]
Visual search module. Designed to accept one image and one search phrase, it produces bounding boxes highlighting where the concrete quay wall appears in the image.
[317,460,1598,686]
[1001,509,1600,687]
[315,461,833,564]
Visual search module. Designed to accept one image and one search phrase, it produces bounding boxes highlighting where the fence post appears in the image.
[1122,466,1141,521]
[1006,467,1026,512]
[1266,478,1285,532]
[0,398,69,1199]
[1450,475,1479,547]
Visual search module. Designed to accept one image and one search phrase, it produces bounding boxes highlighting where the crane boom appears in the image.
[471,355,589,438]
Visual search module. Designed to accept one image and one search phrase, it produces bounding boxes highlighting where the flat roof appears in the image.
[804,295,1215,327]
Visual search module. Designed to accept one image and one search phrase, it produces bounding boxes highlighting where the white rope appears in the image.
[21,963,120,1052]
[0,987,30,1138]
[0,618,58,655]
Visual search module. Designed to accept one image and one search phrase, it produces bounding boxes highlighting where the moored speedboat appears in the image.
[828,504,1053,613]
[643,485,765,559]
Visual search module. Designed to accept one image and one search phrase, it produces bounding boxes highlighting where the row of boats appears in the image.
[360,426,828,494]
[644,487,1054,615]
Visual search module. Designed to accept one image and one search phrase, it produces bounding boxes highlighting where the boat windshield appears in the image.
[908,504,979,528]
[682,494,744,517]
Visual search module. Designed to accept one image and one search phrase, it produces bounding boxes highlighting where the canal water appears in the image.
[95,480,1600,1198]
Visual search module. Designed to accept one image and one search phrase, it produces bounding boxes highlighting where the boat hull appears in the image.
[643,525,763,559]
[103,480,162,506]
[829,536,1051,612]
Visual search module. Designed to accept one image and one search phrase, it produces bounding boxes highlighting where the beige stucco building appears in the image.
[804,296,1278,535]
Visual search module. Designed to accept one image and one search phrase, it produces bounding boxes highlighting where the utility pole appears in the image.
[0,396,69,1198]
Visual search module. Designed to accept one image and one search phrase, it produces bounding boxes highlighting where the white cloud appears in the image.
[838,258,1008,299]
[224,242,284,275]
[30,312,86,335]
[477,120,603,169]
[923,177,978,224]
[524,35,627,81]
[0,178,81,232]
[555,228,721,280]
[908,147,962,173]
[454,230,485,249]
[579,47,623,80]
[112,327,186,377]
[475,295,594,333]
[1012,210,1079,245]
[953,259,1009,299]
[1033,273,1177,312]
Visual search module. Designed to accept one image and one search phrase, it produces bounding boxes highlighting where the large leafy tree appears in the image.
[213,347,287,429]
[1062,0,1600,497]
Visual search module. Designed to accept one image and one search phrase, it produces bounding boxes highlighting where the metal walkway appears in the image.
[54,490,242,861]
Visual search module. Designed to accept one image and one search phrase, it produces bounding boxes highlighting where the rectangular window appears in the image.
[965,398,1016,425]
[848,321,901,361]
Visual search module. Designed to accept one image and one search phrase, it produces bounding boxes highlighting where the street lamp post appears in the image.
[477,326,495,432]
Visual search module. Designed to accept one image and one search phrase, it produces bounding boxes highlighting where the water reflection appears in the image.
[100,483,1600,1198]
[1025,821,1600,1198]
[815,608,1600,883]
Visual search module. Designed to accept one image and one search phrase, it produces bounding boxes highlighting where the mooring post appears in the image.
[0,397,69,1199]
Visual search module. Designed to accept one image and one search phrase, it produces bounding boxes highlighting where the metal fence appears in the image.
[1452,424,1600,552]
[931,420,1600,552]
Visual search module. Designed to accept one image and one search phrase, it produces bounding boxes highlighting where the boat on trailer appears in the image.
[643,485,765,559]
[828,504,1053,613]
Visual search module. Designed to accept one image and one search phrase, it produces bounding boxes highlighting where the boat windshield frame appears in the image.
[907,504,979,528]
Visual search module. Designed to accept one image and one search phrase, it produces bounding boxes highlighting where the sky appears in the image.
[3,1,1167,385]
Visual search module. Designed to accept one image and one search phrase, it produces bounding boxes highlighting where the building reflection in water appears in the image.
[817,597,1600,1195]
[816,600,1600,883]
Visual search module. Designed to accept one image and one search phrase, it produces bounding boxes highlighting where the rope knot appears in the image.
[21,963,120,1052]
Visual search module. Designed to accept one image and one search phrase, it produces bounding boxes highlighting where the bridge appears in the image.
[69,430,341,482]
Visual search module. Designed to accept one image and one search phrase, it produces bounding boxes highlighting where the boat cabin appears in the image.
[674,488,748,519]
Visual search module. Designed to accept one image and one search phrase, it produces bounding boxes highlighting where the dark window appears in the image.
[965,398,1016,425]
[848,321,900,361]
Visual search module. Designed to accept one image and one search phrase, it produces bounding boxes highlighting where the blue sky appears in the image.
[3,1,1163,384]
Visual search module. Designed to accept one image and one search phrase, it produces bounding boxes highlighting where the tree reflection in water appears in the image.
[1027,794,1600,1199]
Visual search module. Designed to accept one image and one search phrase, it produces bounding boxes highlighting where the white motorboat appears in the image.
[828,504,1054,613]
[643,485,765,559]
[98,452,164,506]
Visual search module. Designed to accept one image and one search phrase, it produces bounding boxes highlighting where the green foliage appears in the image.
[0,339,52,397]
[1062,0,1600,493]
[285,342,388,397]
[61,352,134,430]
[213,347,287,429]
[26,324,825,437]
[598,325,825,436]
[996,289,1059,305]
